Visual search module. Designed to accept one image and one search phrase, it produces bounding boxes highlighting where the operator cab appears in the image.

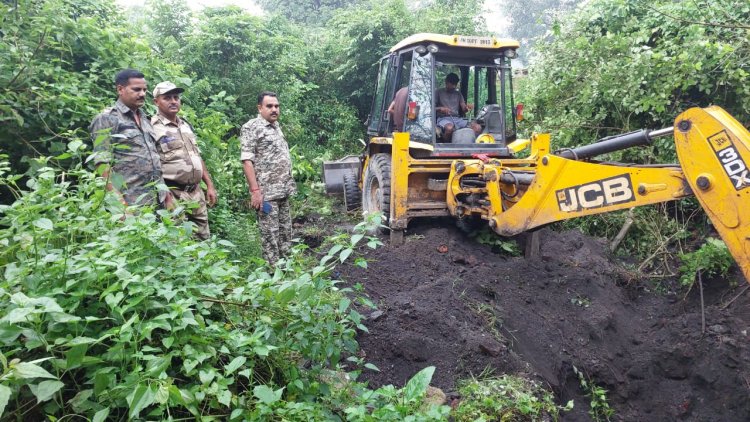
[367,33,520,158]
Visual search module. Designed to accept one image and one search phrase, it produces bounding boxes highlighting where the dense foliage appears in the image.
[518,0,750,264]
[0,149,454,419]
[0,0,184,177]
[520,0,750,150]
[504,0,582,63]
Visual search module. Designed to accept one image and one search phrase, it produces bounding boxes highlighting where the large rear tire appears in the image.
[362,153,392,233]
[343,170,361,212]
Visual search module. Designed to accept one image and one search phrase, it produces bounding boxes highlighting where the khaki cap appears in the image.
[152,81,184,98]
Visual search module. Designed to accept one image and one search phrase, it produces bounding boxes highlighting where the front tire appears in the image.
[343,170,361,212]
[362,153,392,233]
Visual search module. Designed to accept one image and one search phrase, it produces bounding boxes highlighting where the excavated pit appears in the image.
[336,220,750,421]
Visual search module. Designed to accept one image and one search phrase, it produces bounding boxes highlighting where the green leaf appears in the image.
[67,140,83,152]
[155,385,169,405]
[217,389,231,406]
[253,385,282,405]
[69,389,93,413]
[146,356,171,377]
[338,297,351,314]
[253,345,276,357]
[12,362,56,379]
[127,384,156,419]
[93,372,111,396]
[65,344,87,370]
[92,407,110,422]
[162,336,174,349]
[0,384,11,417]
[29,380,64,403]
[364,363,380,372]
[328,244,343,256]
[339,248,353,262]
[33,218,54,230]
[403,366,435,402]
[351,233,364,245]
[199,369,215,384]
[224,356,246,374]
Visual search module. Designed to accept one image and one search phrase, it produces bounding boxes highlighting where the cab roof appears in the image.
[390,33,520,53]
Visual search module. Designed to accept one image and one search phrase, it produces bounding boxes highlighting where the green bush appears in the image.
[0,147,386,419]
[679,238,734,287]
[453,374,572,421]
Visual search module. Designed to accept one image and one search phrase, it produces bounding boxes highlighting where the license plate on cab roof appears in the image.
[455,35,495,47]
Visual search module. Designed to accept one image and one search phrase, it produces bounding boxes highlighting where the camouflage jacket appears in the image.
[239,116,296,201]
[151,113,203,186]
[89,99,165,206]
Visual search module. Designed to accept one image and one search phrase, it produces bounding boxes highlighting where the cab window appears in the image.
[367,56,391,135]
[403,50,435,143]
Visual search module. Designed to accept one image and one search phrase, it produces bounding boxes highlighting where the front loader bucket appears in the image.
[322,155,360,194]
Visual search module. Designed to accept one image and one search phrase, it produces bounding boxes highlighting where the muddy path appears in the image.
[331,218,750,421]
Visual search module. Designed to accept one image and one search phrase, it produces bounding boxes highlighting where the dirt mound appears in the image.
[338,220,750,421]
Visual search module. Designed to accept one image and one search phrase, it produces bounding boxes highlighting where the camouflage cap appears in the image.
[152,81,184,98]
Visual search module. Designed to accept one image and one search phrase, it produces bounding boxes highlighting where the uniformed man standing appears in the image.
[90,69,173,209]
[151,81,217,240]
[240,91,296,264]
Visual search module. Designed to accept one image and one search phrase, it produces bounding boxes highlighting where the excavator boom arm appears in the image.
[447,106,750,281]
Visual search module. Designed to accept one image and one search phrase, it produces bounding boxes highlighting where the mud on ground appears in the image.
[334,219,750,421]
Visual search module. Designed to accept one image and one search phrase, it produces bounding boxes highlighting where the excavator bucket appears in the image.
[322,155,360,194]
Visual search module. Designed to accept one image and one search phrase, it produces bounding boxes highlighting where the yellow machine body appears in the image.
[375,106,750,282]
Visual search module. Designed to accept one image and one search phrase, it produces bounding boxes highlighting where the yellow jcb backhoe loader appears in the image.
[322,33,750,282]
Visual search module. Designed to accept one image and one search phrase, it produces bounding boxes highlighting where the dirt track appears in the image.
[335,219,750,421]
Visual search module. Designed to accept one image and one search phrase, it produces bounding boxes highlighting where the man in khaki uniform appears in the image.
[240,91,296,264]
[90,69,174,209]
[151,81,217,240]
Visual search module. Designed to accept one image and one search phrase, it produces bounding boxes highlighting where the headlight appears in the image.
[503,49,517,59]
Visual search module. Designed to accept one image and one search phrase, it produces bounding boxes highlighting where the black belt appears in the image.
[166,180,198,193]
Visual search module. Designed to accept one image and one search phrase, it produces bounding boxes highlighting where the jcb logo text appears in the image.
[716,146,750,190]
[708,130,750,190]
[556,175,635,212]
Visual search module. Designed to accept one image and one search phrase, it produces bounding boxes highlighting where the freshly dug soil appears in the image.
[336,219,750,421]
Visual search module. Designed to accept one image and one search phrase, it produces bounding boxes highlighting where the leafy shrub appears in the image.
[573,366,613,422]
[453,374,572,421]
[343,366,451,421]
[679,238,734,287]
[0,147,387,419]
[473,229,522,256]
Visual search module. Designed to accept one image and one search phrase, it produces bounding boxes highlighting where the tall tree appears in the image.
[256,0,365,25]
[322,0,488,119]
[144,0,192,55]
[520,0,750,157]
[0,0,184,175]
[503,0,582,62]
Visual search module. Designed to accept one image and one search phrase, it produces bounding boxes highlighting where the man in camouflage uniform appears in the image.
[89,69,173,208]
[240,91,296,264]
[151,81,217,240]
